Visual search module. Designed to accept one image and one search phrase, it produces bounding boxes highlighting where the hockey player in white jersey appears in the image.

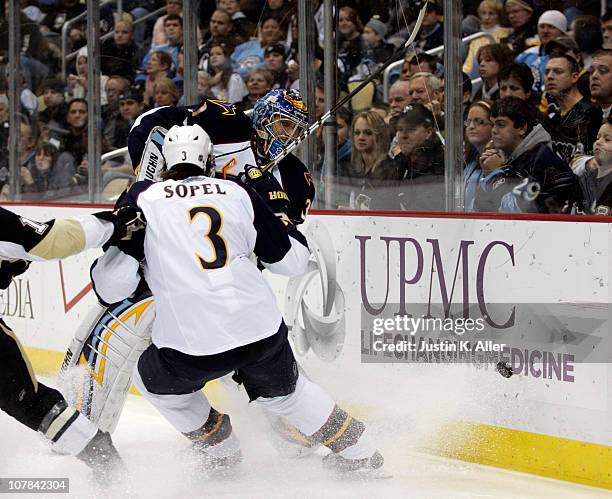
[90,125,384,473]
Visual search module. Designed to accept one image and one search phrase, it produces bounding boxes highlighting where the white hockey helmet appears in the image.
[163,124,214,175]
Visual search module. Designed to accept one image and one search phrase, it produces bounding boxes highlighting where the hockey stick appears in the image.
[260,0,429,173]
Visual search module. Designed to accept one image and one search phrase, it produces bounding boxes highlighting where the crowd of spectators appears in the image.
[0,0,611,213]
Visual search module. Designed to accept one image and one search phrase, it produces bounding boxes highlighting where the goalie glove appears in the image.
[0,259,30,289]
[94,206,147,244]
[241,165,290,220]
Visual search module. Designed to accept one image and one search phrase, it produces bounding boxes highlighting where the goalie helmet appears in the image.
[251,89,309,165]
[163,124,214,175]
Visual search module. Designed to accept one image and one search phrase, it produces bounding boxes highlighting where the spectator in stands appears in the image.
[200,9,234,65]
[463,0,511,79]
[136,15,183,84]
[232,15,285,79]
[589,50,612,118]
[391,0,443,53]
[571,15,602,69]
[236,69,274,111]
[38,78,68,130]
[572,116,612,214]
[153,78,180,107]
[140,50,173,106]
[503,0,536,56]
[474,43,514,101]
[152,0,183,47]
[219,0,257,42]
[206,43,248,103]
[115,87,145,149]
[40,0,85,36]
[543,36,591,98]
[544,54,601,164]
[66,47,109,103]
[262,0,295,31]
[263,43,290,89]
[475,96,579,213]
[386,103,444,211]
[517,10,568,92]
[499,62,534,100]
[387,79,411,120]
[103,76,130,149]
[337,6,363,88]
[346,110,395,209]
[60,98,88,170]
[0,12,52,91]
[353,15,394,79]
[404,52,439,80]
[27,141,74,196]
[18,117,38,193]
[602,12,612,50]
[464,101,493,211]
[409,72,443,119]
[101,19,143,82]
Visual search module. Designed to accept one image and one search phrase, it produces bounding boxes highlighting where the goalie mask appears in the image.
[251,89,309,166]
[163,124,215,175]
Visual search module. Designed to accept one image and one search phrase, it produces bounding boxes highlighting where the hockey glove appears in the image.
[0,259,30,289]
[241,165,290,218]
[96,206,147,244]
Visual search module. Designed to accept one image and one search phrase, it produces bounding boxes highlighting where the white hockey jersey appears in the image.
[91,176,310,356]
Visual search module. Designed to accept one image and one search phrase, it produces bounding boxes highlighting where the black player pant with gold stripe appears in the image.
[0,319,64,431]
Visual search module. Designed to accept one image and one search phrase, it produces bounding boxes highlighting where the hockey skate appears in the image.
[77,430,124,484]
[186,408,242,474]
[323,450,390,479]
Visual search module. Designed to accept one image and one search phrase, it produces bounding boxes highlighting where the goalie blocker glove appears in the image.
[242,165,290,221]
[0,260,30,289]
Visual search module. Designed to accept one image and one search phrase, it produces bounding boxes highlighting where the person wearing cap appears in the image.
[543,35,590,101]
[115,87,145,149]
[504,0,537,56]
[516,10,568,92]
[264,43,290,89]
[349,16,395,85]
[543,54,602,166]
[382,103,445,211]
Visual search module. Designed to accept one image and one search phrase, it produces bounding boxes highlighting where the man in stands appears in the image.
[516,10,568,92]
[475,96,579,213]
[387,79,412,120]
[544,54,601,165]
[589,50,612,119]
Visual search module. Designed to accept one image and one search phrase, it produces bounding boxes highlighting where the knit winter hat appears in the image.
[366,17,387,39]
[538,10,567,33]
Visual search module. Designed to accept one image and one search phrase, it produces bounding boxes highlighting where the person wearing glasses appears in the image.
[464,101,493,211]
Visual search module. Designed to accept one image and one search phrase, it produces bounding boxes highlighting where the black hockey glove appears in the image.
[0,259,30,289]
[95,206,147,244]
[241,165,290,217]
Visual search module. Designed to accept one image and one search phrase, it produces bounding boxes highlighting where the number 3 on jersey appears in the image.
[188,206,227,269]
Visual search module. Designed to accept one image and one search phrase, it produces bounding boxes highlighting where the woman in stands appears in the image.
[204,42,248,103]
[236,68,274,112]
[464,101,493,211]
[153,78,180,107]
[345,110,396,209]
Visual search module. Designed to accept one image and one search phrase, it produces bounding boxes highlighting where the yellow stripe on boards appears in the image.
[423,421,612,490]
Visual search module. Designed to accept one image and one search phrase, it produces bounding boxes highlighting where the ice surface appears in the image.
[1,378,610,499]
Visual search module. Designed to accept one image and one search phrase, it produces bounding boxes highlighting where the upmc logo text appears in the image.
[355,236,515,329]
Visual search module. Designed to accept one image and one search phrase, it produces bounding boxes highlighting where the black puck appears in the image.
[496,361,513,378]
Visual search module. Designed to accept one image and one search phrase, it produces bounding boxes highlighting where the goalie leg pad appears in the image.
[60,293,155,434]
